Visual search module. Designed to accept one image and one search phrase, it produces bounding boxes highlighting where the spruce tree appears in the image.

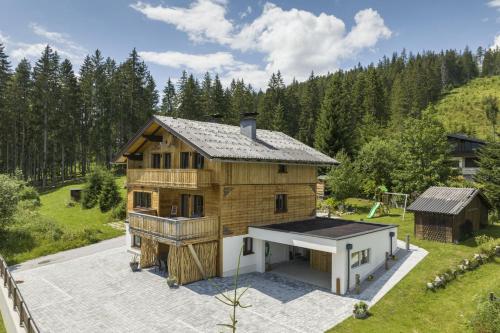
[161,78,176,115]
[98,171,121,212]
[298,72,320,146]
[0,43,11,173]
[272,102,287,132]
[476,142,500,212]
[314,73,354,157]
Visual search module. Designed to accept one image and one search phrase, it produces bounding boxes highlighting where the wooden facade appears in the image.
[414,196,489,243]
[123,122,320,284]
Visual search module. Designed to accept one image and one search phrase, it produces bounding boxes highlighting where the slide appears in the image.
[367,202,381,219]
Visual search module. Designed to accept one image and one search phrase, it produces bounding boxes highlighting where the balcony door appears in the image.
[180,194,190,217]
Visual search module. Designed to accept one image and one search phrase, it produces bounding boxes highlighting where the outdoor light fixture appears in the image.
[389,231,395,256]
[346,243,353,292]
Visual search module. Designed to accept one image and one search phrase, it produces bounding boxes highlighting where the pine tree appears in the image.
[482,96,499,142]
[98,171,121,212]
[212,74,228,121]
[476,142,500,212]
[0,43,11,173]
[298,72,320,145]
[229,79,253,125]
[259,72,286,129]
[161,78,176,115]
[200,72,213,118]
[177,74,201,120]
[272,102,287,132]
[314,73,355,157]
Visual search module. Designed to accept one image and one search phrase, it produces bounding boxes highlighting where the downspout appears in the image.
[389,231,395,256]
[346,243,353,293]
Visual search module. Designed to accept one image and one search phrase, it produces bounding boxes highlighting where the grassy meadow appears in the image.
[0,177,126,265]
[328,198,500,333]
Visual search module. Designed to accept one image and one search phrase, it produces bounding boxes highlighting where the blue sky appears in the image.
[1,0,500,90]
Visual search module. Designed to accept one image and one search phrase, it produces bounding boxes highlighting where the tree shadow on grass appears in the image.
[459,223,500,247]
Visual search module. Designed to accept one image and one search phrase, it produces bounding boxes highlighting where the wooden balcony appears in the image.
[127,169,213,188]
[128,212,219,245]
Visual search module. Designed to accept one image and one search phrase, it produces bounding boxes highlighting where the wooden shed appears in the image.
[408,187,491,243]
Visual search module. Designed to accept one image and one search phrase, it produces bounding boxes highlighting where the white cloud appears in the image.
[0,31,10,44]
[30,23,86,54]
[139,51,239,73]
[491,34,500,50]
[133,1,392,88]
[130,0,233,44]
[239,6,252,19]
[488,0,500,10]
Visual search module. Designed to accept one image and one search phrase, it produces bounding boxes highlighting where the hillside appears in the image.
[430,76,500,140]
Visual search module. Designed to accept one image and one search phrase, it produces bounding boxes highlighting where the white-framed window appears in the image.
[132,235,142,248]
[351,249,370,268]
[243,237,253,256]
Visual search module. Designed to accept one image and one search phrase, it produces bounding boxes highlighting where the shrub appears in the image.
[475,234,494,246]
[98,173,121,212]
[0,174,22,229]
[468,293,500,333]
[81,168,105,209]
[111,200,127,220]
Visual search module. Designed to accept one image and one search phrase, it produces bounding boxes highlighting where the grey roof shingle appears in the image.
[407,187,490,215]
[153,115,338,165]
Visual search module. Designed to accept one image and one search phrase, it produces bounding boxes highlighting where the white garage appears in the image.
[222,217,398,294]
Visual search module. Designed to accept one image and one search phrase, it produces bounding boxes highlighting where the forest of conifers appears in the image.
[0,43,500,187]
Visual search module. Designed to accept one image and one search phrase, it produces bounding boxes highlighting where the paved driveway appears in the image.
[12,241,427,333]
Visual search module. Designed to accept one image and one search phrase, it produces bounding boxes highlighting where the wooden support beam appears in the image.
[142,134,163,142]
[187,244,207,279]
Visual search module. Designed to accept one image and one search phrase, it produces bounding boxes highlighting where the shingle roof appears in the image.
[447,133,486,144]
[407,187,490,215]
[150,115,338,165]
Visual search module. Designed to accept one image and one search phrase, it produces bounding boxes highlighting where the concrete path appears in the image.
[10,240,427,333]
[10,236,125,272]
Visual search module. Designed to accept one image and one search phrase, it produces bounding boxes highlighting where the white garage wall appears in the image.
[334,226,398,294]
[222,235,265,276]
[267,242,290,264]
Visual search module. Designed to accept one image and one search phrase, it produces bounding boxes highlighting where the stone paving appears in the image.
[12,240,427,333]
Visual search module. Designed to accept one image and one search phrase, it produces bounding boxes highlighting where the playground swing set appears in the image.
[367,185,408,220]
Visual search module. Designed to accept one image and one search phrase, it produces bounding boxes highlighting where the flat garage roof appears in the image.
[251,217,397,240]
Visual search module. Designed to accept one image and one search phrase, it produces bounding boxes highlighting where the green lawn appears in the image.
[0,313,5,333]
[0,177,126,265]
[327,198,500,333]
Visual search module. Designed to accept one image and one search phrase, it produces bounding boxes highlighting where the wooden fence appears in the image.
[128,212,219,245]
[0,256,40,333]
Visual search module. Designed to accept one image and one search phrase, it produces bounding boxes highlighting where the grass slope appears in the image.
[327,198,500,333]
[0,314,4,333]
[0,177,126,265]
[430,76,500,140]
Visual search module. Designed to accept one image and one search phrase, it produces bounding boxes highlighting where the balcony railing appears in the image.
[127,169,213,188]
[128,212,219,245]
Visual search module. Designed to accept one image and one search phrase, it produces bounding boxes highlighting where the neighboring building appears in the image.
[114,114,398,294]
[447,133,486,180]
[408,187,491,243]
[316,175,329,200]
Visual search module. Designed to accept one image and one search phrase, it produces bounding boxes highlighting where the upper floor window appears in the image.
[275,194,287,213]
[351,249,370,268]
[192,195,204,217]
[151,153,161,169]
[163,153,172,169]
[133,192,151,208]
[243,237,253,256]
[278,164,287,173]
[180,152,190,169]
[465,157,478,168]
[193,153,205,169]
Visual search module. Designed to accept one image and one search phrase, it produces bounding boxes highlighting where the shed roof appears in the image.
[447,133,486,144]
[407,187,491,215]
[115,115,338,165]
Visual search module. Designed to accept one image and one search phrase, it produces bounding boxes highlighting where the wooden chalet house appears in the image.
[114,114,398,294]
[447,133,486,180]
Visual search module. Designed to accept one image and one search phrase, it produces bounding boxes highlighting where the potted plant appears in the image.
[367,275,374,281]
[129,255,140,272]
[353,301,369,319]
[167,275,178,288]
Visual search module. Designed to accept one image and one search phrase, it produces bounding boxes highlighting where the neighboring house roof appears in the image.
[317,175,329,181]
[447,133,486,144]
[407,186,491,215]
[115,115,338,165]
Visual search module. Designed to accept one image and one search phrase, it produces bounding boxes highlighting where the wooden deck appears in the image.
[127,169,213,189]
[128,212,219,245]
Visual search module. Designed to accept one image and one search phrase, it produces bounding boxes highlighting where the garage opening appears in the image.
[265,242,331,290]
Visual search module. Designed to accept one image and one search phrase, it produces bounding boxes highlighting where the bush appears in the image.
[112,200,127,220]
[98,173,121,212]
[81,168,105,209]
[468,293,500,333]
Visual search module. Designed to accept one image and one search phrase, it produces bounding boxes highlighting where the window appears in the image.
[180,152,190,169]
[192,195,204,217]
[180,194,190,217]
[275,194,287,213]
[351,249,370,268]
[278,164,287,173]
[193,153,204,169]
[132,235,142,248]
[133,192,151,208]
[243,237,253,255]
[151,153,161,169]
[163,153,172,169]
